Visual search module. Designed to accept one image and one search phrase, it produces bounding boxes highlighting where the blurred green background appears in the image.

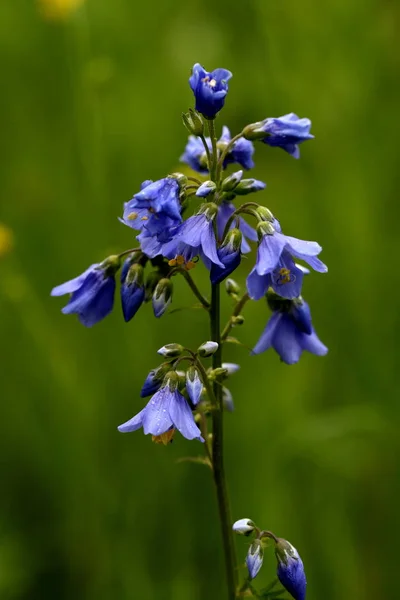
[0,0,398,598]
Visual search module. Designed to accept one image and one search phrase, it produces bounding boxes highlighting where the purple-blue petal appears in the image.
[169,391,204,441]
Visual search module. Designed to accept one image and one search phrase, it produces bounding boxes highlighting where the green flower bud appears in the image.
[157,344,184,358]
[256,205,274,222]
[182,108,204,136]
[197,341,219,357]
[221,170,243,192]
[100,254,122,276]
[231,315,245,326]
[225,278,241,295]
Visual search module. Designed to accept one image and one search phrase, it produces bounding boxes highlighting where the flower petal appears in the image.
[169,391,204,441]
[252,312,282,354]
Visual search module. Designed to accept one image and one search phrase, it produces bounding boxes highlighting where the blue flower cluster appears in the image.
[233,519,306,600]
[51,61,327,435]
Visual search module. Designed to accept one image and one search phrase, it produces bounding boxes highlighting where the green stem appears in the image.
[199,134,213,173]
[221,293,251,341]
[210,283,238,600]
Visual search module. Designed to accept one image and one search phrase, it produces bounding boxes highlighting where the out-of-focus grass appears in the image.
[0,0,399,599]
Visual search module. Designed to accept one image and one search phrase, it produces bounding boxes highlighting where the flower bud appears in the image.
[209,367,228,379]
[235,179,266,196]
[242,122,269,141]
[275,539,307,600]
[232,518,255,535]
[152,278,173,318]
[185,366,203,405]
[197,341,219,357]
[181,108,204,136]
[225,278,240,295]
[222,363,240,375]
[120,262,145,322]
[157,343,184,358]
[221,170,243,192]
[246,539,263,580]
[196,180,216,198]
[256,205,274,222]
[141,362,172,397]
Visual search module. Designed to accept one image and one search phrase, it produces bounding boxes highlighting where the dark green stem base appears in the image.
[210,283,238,600]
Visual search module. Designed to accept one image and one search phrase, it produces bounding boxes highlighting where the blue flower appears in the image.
[210,228,242,284]
[258,113,313,158]
[120,258,145,322]
[189,63,232,119]
[252,296,328,364]
[247,251,305,300]
[118,372,204,442]
[180,136,209,174]
[275,539,307,600]
[162,203,224,269]
[254,221,327,284]
[246,540,264,580]
[220,126,255,170]
[121,178,182,234]
[51,260,117,327]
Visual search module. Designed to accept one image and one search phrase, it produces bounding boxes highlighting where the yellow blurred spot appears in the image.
[0,224,14,258]
[37,0,85,21]
[152,430,175,445]
[127,212,138,220]
[185,261,196,270]
[141,216,149,221]
[176,255,185,265]
[168,258,177,266]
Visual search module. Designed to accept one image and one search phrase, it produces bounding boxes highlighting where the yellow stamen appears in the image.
[141,216,149,221]
[168,258,177,267]
[278,268,291,284]
[127,212,138,220]
[152,429,175,445]
[176,255,185,265]
[185,261,196,270]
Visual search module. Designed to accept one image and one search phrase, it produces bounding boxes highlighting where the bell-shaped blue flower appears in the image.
[219,126,255,169]
[275,539,307,600]
[252,296,327,364]
[189,63,232,119]
[51,259,118,327]
[180,136,209,174]
[254,221,327,281]
[121,177,182,234]
[186,366,203,406]
[120,258,145,322]
[210,228,242,284]
[246,113,313,159]
[162,203,224,269]
[247,251,305,300]
[118,372,204,442]
[246,540,264,580]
